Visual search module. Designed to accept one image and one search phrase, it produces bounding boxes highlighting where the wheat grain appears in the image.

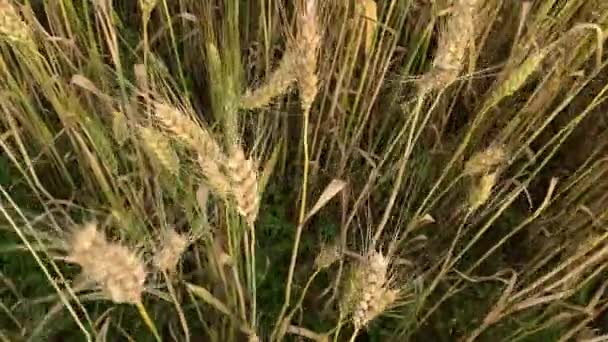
[139,126,180,176]
[154,229,189,273]
[67,223,146,304]
[226,147,259,224]
[0,0,32,45]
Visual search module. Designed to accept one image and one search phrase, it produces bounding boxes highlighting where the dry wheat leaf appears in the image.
[186,283,234,318]
[71,74,111,101]
[304,179,347,222]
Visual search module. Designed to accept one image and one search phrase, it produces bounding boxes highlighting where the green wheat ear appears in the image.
[487,49,548,107]
[139,126,180,176]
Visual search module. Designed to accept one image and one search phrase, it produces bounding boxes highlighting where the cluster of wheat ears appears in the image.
[1,0,608,340]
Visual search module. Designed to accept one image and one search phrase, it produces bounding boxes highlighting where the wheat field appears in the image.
[0,0,608,341]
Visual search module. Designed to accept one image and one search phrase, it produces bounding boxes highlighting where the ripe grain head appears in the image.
[226,147,259,225]
[154,229,189,273]
[67,223,146,304]
[0,0,32,45]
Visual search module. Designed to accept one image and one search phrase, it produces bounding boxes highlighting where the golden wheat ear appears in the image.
[465,145,508,176]
[240,52,298,110]
[0,0,33,45]
[295,0,321,113]
[67,223,146,304]
[153,102,222,157]
[226,147,260,225]
[420,0,480,91]
[153,229,189,273]
[468,171,498,211]
[341,251,400,330]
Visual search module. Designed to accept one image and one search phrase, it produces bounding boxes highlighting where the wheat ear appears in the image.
[464,145,507,175]
[153,102,233,198]
[468,171,498,211]
[154,102,222,158]
[139,126,180,176]
[67,223,146,304]
[488,49,548,106]
[421,0,480,90]
[226,147,260,225]
[240,52,298,110]
[295,0,321,112]
[0,0,32,45]
[153,229,189,273]
[342,251,399,330]
[315,243,340,270]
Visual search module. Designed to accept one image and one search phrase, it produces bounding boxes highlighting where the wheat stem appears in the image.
[348,328,360,342]
[274,104,311,339]
[249,222,257,328]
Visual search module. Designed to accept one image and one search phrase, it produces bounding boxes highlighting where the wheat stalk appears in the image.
[226,147,259,225]
[67,223,146,304]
